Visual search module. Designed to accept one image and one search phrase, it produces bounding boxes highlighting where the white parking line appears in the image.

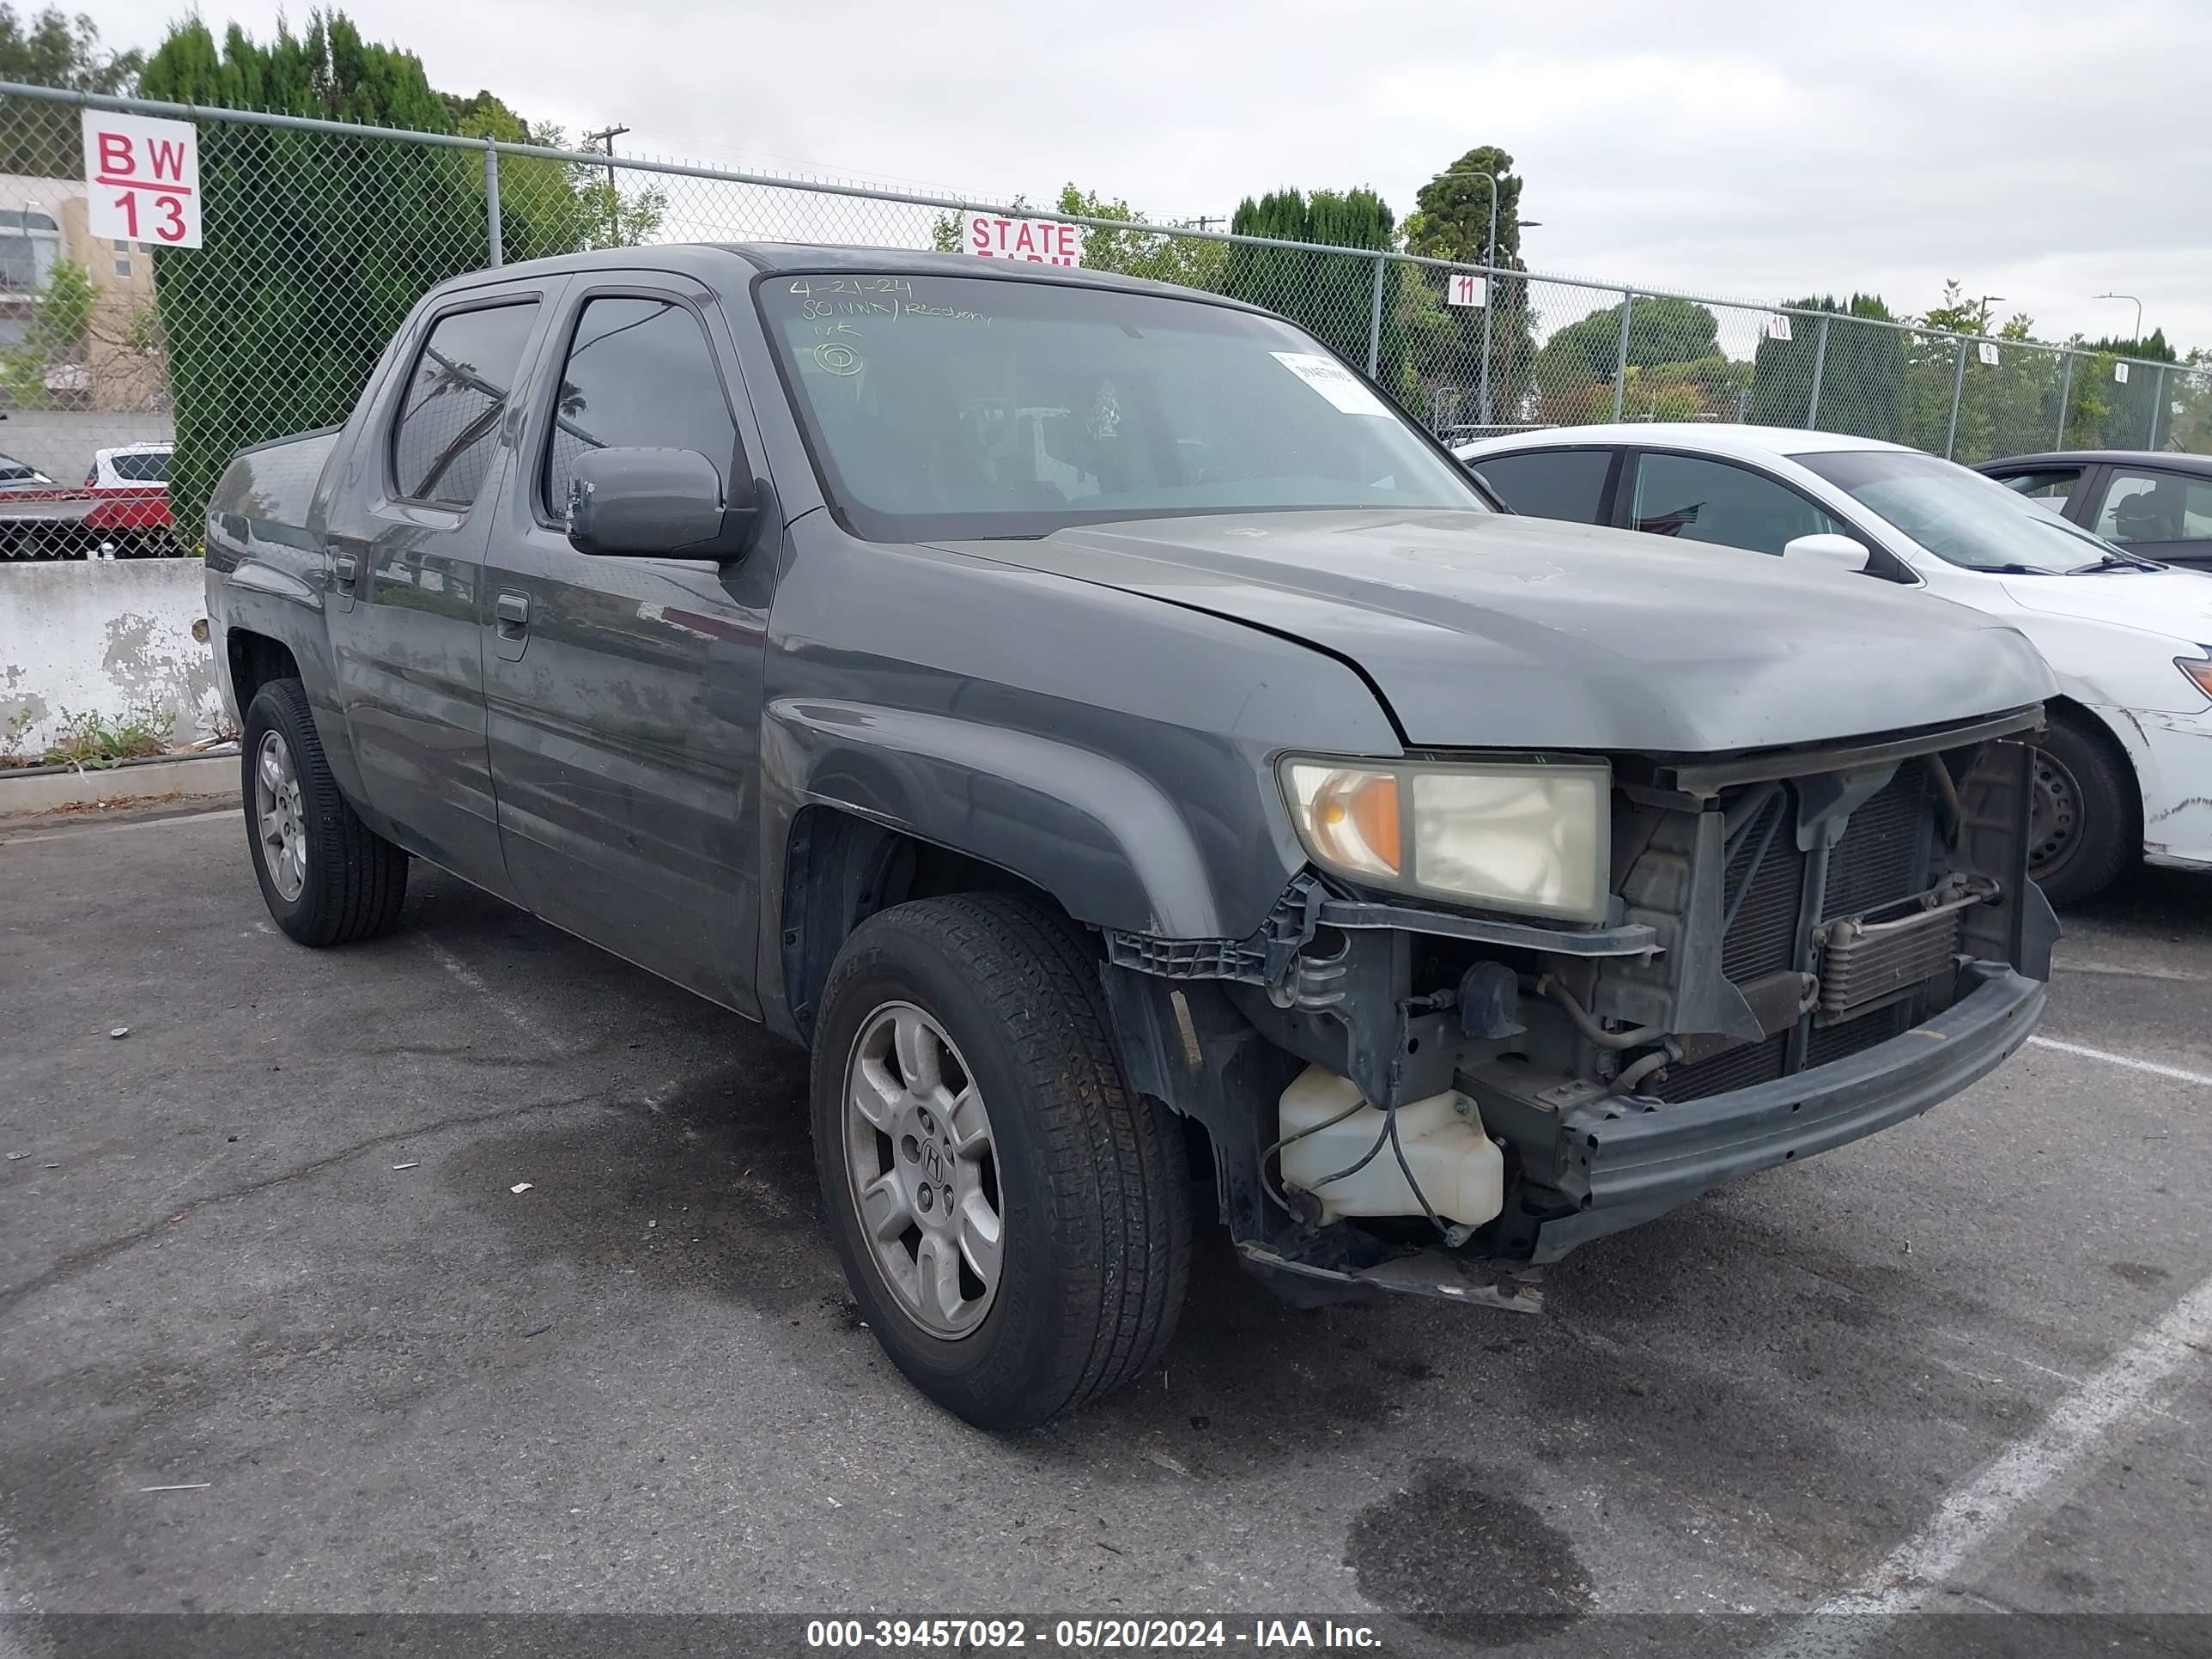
[416,933,573,1055]
[0,806,233,847]
[1760,1270,2212,1656]
[2027,1035,2212,1089]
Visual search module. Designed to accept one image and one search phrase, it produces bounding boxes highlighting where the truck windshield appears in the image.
[757,272,1486,541]
[1793,447,2122,574]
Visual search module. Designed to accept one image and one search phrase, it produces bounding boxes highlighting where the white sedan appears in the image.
[1455,423,2212,903]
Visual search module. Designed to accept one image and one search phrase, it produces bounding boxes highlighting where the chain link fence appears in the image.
[0,79,2203,557]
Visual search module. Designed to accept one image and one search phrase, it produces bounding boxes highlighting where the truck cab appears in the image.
[204,245,2057,1428]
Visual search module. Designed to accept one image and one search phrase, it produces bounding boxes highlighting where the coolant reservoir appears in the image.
[1277,1065,1504,1228]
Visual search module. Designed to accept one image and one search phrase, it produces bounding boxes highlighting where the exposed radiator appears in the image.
[1652,767,1944,1104]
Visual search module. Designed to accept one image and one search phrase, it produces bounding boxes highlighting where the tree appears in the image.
[2060,326,2179,450]
[447,91,666,258]
[138,10,644,548]
[1747,294,1907,441]
[1898,286,2063,464]
[1048,185,1224,291]
[0,5,143,174]
[1219,186,1397,373]
[1401,146,1530,423]
[1405,145,1523,269]
[1528,295,1723,422]
[139,13,494,546]
[0,256,91,406]
[1536,295,1719,381]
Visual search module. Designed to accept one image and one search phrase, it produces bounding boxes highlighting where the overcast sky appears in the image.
[93,0,2212,353]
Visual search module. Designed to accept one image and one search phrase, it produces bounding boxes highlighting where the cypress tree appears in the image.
[139,12,568,545]
[1748,294,1907,441]
[1221,187,1399,376]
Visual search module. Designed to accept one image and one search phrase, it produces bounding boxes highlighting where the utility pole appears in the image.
[583,125,629,246]
[1190,216,1225,232]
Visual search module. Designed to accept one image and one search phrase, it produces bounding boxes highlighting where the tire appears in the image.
[2029,711,2137,906]
[240,678,409,945]
[811,893,1192,1429]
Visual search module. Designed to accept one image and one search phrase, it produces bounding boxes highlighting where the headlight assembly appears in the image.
[1282,757,1610,922]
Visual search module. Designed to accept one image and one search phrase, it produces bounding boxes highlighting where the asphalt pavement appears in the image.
[2,801,2207,1657]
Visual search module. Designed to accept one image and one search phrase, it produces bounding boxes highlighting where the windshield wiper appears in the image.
[1976,562,2055,575]
[2067,551,2160,574]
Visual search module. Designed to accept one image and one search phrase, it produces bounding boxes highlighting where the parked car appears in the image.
[0,441,176,556]
[82,441,175,553]
[0,449,55,490]
[1456,425,2212,903]
[1978,450,2212,572]
[205,249,2057,1427]
[0,448,80,558]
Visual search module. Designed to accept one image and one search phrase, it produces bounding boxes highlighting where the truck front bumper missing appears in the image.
[1520,959,2045,1264]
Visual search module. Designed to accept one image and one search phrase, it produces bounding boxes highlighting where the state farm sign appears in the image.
[81,110,201,249]
[963,212,1081,267]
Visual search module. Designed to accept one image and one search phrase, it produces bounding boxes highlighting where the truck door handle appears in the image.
[495,591,531,635]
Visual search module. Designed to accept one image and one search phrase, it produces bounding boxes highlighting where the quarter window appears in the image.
[1469,448,1612,523]
[1993,467,2081,514]
[543,296,737,517]
[2097,469,2212,545]
[1630,452,1838,555]
[390,302,540,508]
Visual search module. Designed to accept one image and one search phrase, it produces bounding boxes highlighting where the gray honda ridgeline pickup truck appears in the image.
[204,245,2057,1427]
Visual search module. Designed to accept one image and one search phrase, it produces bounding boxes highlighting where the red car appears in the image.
[82,441,175,549]
[0,441,178,557]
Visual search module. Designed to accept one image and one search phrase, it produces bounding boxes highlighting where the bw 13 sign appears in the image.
[82,110,201,249]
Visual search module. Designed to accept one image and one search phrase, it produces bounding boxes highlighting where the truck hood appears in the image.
[936,509,2057,754]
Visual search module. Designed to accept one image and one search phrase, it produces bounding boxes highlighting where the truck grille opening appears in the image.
[1653,769,1936,1104]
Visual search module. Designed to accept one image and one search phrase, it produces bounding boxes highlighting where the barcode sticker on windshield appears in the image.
[1271,351,1392,416]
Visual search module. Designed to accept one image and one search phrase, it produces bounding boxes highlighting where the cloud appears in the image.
[89,0,2212,349]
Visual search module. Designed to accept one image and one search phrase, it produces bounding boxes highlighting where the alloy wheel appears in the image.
[842,1001,1004,1338]
[255,729,307,902]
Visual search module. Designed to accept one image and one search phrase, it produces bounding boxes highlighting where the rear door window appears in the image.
[111,450,168,483]
[1467,447,1613,524]
[390,301,541,508]
[1627,451,1839,555]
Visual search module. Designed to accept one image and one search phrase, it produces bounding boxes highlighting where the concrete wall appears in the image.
[0,561,218,754]
[0,410,175,486]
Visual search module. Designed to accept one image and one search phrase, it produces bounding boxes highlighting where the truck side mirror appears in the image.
[564,447,760,561]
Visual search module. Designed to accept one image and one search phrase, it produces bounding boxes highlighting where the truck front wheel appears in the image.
[240,678,409,945]
[811,894,1192,1428]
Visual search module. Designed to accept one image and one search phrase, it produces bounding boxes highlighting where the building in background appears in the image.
[0,173,169,414]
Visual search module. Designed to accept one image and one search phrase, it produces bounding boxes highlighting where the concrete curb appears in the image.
[0,750,240,816]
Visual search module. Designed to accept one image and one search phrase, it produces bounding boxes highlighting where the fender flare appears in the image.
[764,697,1227,939]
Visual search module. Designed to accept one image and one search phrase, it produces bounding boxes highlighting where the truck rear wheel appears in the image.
[811,893,1191,1428]
[241,678,409,945]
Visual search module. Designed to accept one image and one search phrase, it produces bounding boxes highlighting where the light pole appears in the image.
[1431,171,1502,425]
[1976,295,2006,331]
[2095,291,2143,341]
